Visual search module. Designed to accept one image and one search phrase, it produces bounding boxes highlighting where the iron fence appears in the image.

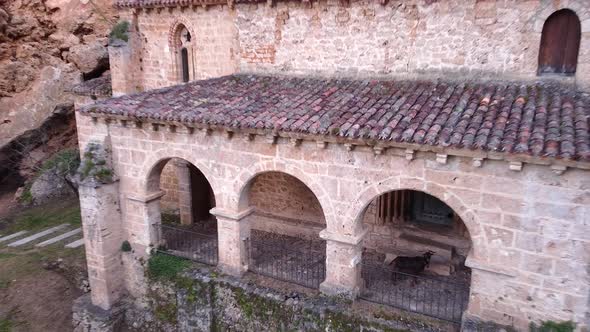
[248,237,326,289]
[160,224,218,265]
[360,264,469,323]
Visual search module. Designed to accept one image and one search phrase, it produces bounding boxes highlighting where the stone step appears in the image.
[65,238,85,248]
[35,228,83,247]
[7,225,69,247]
[0,231,28,243]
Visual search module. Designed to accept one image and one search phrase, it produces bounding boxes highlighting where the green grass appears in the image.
[0,199,81,234]
[147,252,191,281]
[530,321,575,332]
[0,319,12,332]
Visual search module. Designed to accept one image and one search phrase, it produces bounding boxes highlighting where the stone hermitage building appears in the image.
[73,0,590,330]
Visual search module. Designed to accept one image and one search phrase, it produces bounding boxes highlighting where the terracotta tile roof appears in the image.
[115,0,262,8]
[71,75,112,97]
[82,74,590,163]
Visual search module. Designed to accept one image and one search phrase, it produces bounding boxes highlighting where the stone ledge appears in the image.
[465,257,518,278]
[127,190,165,203]
[210,207,255,220]
[319,228,368,245]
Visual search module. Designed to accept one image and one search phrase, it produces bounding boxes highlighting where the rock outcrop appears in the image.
[0,0,116,188]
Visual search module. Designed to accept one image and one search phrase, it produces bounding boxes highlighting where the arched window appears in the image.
[538,9,581,76]
[174,25,193,83]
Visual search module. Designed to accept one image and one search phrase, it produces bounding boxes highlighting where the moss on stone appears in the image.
[154,302,177,324]
[530,320,575,332]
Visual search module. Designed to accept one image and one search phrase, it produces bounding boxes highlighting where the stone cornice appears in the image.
[128,190,166,203]
[210,207,255,220]
[116,0,358,10]
[82,112,590,173]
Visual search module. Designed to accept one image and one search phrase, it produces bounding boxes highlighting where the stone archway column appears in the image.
[319,228,368,298]
[173,159,193,226]
[78,182,125,310]
[210,207,254,277]
[126,191,166,250]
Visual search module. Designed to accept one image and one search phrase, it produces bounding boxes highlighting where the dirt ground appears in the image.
[0,194,87,332]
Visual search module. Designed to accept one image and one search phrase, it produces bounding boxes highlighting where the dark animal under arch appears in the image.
[389,250,435,275]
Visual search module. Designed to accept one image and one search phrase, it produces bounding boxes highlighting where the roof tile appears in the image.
[82,74,590,163]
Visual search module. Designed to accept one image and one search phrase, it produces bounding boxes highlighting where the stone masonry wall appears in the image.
[76,112,590,330]
[117,0,590,93]
[235,0,590,87]
[160,161,180,214]
[125,6,238,91]
[121,265,457,332]
[249,172,325,224]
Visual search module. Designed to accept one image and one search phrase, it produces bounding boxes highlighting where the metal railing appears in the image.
[160,224,218,265]
[248,237,326,289]
[360,264,469,323]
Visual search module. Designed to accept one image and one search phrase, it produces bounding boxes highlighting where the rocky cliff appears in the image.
[0,0,116,187]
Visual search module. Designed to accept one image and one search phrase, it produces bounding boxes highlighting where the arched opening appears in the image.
[538,9,581,76]
[155,158,218,264]
[359,190,471,323]
[241,172,326,289]
[173,24,194,83]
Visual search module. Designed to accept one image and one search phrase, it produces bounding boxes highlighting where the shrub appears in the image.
[109,21,130,43]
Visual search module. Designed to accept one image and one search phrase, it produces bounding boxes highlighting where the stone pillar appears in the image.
[108,43,135,97]
[174,159,193,226]
[211,207,254,276]
[319,229,367,298]
[79,182,125,310]
[126,191,165,250]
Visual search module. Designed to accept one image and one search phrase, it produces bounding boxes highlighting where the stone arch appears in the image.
[168,19,196,50]
[140,149,219,202]
[346,176,483,260]
[542,5,588,24]
[233,161,335,228]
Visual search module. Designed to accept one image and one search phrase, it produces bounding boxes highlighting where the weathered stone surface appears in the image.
[72,294,126,332]
[67,42,109,76]
[120,267,455,332]
[29,166,75,204]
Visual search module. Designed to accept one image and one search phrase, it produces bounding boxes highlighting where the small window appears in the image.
[538,9,581,76]
[181,48,189,83]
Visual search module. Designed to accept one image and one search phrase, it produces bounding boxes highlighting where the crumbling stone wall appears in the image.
[121,267,455,332]
[114,0,590,94]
